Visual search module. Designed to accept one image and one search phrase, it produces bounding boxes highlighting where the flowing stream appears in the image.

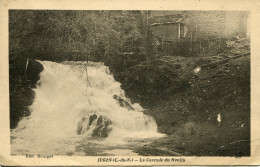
[11,61,164,155]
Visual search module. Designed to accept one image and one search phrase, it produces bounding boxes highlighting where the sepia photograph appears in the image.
[8,10,251,157]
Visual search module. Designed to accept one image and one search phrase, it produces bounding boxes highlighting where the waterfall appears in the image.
[11,60,163,155]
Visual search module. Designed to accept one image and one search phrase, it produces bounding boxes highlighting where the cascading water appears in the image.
[11,60,164,155]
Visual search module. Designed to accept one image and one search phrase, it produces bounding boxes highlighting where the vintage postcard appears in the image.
[0,0,260,166]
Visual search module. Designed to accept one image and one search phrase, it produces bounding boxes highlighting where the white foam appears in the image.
[11,60,163,155]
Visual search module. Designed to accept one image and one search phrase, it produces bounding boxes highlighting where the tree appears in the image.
[133,10,155,69]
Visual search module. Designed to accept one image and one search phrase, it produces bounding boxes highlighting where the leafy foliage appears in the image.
[9,10,142,61]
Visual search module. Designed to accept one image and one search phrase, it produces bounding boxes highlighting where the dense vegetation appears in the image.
[10,10,250,156]
[9,10,147,128]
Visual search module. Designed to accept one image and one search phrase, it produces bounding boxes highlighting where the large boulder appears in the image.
[92,115,112,138]
[77,113,98,135]
[89,114,97,126]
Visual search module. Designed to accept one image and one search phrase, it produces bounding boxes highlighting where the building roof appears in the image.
[149,14,186,26]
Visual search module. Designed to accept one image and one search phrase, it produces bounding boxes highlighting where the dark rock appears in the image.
[26,60,44,87]
[96,115,103,126]
[9,59,44,129]
[89,114,97,126]
[92,115,112,138]
[77,114,110,135]
[113,95,134,110]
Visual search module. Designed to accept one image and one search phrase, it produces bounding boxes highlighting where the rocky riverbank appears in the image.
[110,38,250,156]
[9,59,43,129]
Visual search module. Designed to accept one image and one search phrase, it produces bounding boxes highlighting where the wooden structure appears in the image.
[150,14,186,42]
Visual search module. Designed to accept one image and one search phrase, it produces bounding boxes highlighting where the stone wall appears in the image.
[185,11,248,39]
[150,11,249,40]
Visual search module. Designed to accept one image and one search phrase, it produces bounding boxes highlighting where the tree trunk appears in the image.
[134,10,154,68]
